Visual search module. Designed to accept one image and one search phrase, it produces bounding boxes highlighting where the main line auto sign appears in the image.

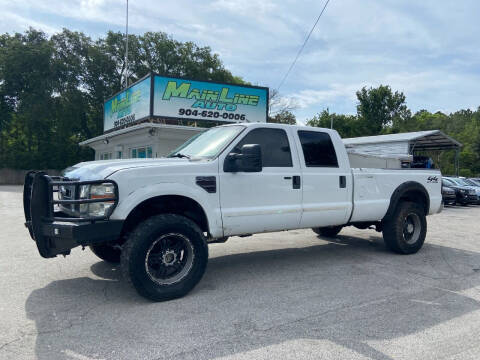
[103,77,151,132]
[103,74,268,132]
[154,76,267,124]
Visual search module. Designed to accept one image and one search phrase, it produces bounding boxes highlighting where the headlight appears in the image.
[78,183,116,217]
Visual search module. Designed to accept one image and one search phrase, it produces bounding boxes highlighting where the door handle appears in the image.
[293,175,301,189]
[339,175,346,188]
[283,176,292,180]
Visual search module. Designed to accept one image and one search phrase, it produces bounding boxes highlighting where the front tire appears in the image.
[382,201,426,254]
[89,243,121,264]
[312,226,343,238]
[121,214,208,301]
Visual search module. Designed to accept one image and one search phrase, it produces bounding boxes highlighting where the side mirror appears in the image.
[224,144,262,173]
[240,144,262,172]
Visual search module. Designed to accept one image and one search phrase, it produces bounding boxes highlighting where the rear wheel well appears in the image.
[120,196,209,242]
[383,182,430,222]
[398,190,428,214]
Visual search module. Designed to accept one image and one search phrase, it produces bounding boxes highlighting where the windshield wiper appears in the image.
[169,153,191,159]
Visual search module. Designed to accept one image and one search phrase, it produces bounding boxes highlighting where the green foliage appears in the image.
[306,86,480,176]
[356,85,411,135]
[268,110,296,125]
[306,109,360,138]
[0,28,244,170]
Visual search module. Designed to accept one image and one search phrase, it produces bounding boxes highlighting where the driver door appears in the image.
[218,127,302,236]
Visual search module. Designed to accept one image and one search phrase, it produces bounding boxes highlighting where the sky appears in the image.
[1,0,480,123]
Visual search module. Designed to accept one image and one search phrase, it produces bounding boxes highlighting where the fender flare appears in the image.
[111,182,223,237]
[382,181,430,221]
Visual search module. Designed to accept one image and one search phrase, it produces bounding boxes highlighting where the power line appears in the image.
[276,0,331,91]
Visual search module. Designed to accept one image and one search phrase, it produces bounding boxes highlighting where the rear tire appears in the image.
[312,226,343,238]
[382,201,426,254]
[121,214,208,301]
[89,244,121,264]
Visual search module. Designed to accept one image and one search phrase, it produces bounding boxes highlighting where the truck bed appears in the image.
[349,168,442,223]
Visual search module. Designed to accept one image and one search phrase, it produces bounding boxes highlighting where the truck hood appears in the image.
[62,158,193,180]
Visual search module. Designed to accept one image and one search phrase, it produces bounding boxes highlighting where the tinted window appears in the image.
[298,130,338,167]
[235,128,292,167]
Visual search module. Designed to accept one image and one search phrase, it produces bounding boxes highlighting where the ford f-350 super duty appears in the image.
[24,123,442,301]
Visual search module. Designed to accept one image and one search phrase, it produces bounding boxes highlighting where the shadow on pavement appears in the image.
[25,233,480,360]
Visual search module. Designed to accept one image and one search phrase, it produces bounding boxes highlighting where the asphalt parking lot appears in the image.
[1,185,480,360]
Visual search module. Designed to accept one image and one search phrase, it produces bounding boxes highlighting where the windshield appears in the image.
[446,178,464,186]
[168,125,245,159]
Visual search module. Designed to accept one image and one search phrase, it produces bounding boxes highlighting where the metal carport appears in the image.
[343,130,462,174]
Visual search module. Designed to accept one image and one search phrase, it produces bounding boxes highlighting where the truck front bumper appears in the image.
[32,220,124,257]
[24,171,123,258]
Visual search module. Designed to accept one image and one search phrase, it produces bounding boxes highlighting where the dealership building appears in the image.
[80,74,269,160]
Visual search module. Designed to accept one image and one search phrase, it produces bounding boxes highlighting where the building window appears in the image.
[131,146,153,159]
[100,152,112,160]
[116,151,122,159]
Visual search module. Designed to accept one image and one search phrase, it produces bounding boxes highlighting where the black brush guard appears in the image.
[23,171,123,258]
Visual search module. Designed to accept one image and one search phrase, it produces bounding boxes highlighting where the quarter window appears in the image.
[298,131,338,167]
[235,128,292,167]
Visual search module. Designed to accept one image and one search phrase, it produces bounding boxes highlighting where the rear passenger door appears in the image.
[219,127,302,236]
[294,130,351,228]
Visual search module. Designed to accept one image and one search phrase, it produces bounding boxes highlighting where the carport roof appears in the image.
[343,130,462,151]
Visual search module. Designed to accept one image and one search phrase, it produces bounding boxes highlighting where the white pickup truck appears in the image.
[24,123,442,301]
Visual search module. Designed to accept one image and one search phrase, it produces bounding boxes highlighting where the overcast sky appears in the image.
[1,0,479,122]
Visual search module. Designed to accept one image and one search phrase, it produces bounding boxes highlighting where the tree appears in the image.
[0,28,246,170]
[306,88,480,176]
[268,110,296,125]
[268,88,298,116]
[306,109,360,138]
[0,29,57,169]
[96,31,245,88]
[356,85,411,135]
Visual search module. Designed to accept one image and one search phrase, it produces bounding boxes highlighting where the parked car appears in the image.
[441,184,456,205]
[469,178,480,186]
[443,177,478,205]
[23,123,442,301]
[461,178,480,204]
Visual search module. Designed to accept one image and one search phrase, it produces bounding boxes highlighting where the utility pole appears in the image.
[124,0,129,89]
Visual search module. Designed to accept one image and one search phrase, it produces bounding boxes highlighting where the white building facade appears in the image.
[80,123,204,160]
